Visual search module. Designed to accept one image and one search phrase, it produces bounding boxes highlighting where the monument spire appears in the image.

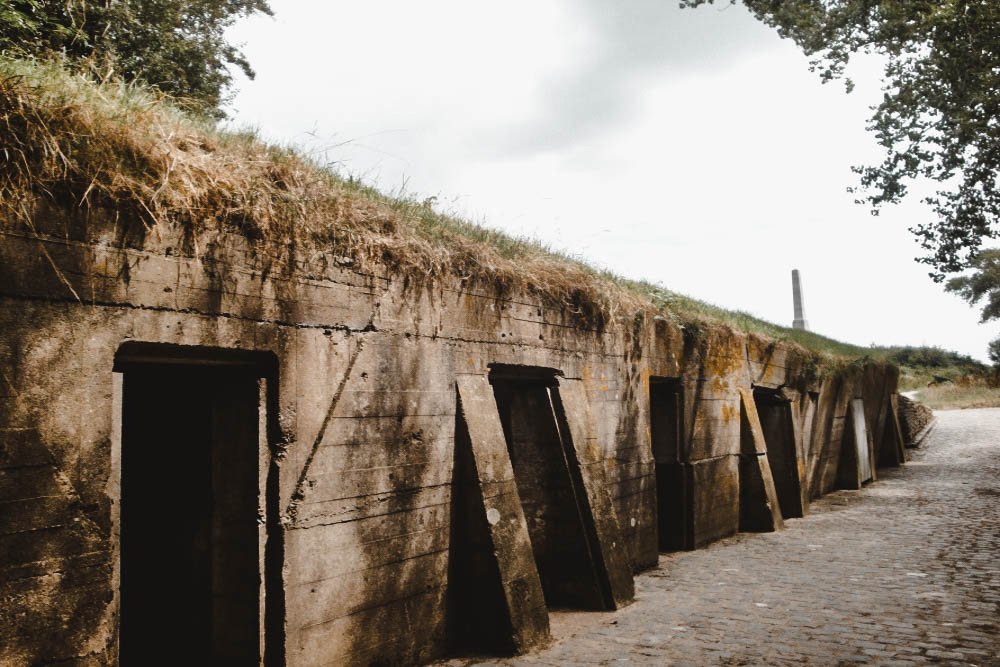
[792,269,809,331]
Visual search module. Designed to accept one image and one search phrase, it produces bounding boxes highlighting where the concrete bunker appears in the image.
[489,365,606,609]
[0,72,916,666]
[752,387,804,519]
[114,344,281,664]
[649,377,689,551]
[0,208,903,665]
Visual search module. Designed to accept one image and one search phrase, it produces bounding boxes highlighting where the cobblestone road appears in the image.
[456,408,1000,666]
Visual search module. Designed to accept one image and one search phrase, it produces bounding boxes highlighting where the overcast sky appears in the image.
[227,1,995,361]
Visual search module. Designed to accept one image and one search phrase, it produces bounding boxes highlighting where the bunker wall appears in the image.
[0,211,900,666]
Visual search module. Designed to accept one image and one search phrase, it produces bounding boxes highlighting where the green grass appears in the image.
[882,346,991,391]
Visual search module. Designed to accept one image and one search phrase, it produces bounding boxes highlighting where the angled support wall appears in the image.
[550,378,635,610]
[451,375,550,655]
[877,394,907,468]
[737,389,784,532]
[753,388,805,519]
[786,395,811,515]
[838,398,875,490]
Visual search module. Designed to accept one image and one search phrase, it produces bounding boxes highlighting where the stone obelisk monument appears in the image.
[791,269,809,331]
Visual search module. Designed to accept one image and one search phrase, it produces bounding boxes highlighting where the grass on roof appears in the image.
[0,55,920,363]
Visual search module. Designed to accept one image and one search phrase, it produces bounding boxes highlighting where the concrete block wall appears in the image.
[0,208,901,666]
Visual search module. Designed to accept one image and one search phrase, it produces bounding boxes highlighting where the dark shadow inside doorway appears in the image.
[117,345,279,664]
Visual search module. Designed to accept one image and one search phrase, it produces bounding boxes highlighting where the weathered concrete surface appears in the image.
[0,211,903,665]
[838,397,875,491]
[737,388,784,533]
[879,393,908,468]
[450,375,550,655]
[550,378,634,609]
[441,408,1000,666]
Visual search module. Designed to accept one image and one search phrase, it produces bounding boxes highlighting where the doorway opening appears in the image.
[489,365,603,610]
[649,378,688,551]
[878,404,904,468]
[116,344,279,664]
[752,388,804,518]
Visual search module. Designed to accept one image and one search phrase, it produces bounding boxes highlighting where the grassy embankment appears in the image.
[887,347,1000,409]
[0,55,991,388]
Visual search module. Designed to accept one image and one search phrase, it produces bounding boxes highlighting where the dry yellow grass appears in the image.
[0,61,649,318]
[0,56,896,364]
[911,384,1000,411]
[0,57,650,326]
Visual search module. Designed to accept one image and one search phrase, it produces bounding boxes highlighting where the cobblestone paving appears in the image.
[457,408,1000,666]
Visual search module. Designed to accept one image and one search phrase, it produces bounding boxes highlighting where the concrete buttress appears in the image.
[737,388,784,533]
[453,375,550,654]
[550,378,635,609]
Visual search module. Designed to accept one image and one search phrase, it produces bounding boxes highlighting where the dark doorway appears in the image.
[752,388,804,518]
[649,378,688,551]
[489,367,603,610]
[118,348,276,664]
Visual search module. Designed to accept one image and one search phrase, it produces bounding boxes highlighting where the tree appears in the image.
[0,0,272,116]
[988,338,1000,365]
[946,249,1000,323]
[945,249,1000,365]
[684,0,1000,282]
